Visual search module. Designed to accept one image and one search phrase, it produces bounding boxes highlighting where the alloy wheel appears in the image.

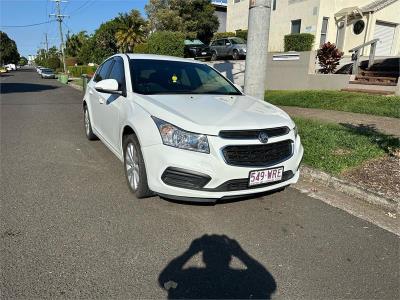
[125,143,140,190]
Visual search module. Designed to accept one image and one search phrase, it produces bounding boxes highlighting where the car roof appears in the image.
[124,54,205,65]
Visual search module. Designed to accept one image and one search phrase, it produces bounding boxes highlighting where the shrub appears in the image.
[133,43,149,54]
[147,31,185,57]
[46,56,61,70]
[317,42,344,74]
[235,29,248,41]
[284,33,314,52]
[65,57,78,66]
[67,65,97,77]
[213,32,236,40]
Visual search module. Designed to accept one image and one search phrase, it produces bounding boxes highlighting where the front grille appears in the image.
[219,127,289,139]
[222,140,293,167]
[208,170,294,192]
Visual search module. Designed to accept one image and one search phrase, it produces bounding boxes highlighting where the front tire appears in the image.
[83,105,97,140]
[232,50,240,60]
[123,134,153,198]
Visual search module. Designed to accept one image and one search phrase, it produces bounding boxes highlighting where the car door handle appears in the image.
[98,97,104,104]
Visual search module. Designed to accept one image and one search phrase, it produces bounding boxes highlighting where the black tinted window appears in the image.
[108,57,126,90]
[94,59,113,82]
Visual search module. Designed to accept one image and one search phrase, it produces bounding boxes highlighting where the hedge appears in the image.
[67,65,97,77]
[284,33,315,52]
[133,43,149,54]
[235,30,248,41]
[213,32,236,40]
[147,31,185,57]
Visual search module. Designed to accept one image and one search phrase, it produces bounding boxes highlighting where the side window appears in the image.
[94,59,113,82]
[217,39,224,46]
[93,65,102,83]
[108,57,126,91]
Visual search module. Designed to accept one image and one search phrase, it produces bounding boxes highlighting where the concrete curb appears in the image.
[68,82,83,91]
[298,166,399,212]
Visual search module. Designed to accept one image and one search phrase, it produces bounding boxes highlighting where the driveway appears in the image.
[1,69,399,299]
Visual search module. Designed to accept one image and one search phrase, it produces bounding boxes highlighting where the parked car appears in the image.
[83,54,303,202]
[41,68,56,79]
[5,63,16,71]
[210,37,247,60]
[37,66,45,74]
[184,39,212,60]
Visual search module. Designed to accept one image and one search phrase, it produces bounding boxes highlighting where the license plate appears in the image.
[249,167,283,186]
[201,52,207,55]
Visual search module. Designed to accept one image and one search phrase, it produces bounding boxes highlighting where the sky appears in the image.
[0,0,149,57]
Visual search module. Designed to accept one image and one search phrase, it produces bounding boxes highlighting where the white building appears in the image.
[227,0,400,56]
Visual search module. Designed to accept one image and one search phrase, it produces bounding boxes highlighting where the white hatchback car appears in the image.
[83,54,303,202]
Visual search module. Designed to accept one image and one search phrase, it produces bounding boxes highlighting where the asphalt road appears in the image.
[1,69,399,299]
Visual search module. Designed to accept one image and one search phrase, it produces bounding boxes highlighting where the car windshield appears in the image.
[130,59,241,95]
[184,39,204,46]
[230,37,246,44]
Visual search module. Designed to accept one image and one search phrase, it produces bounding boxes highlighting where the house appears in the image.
[226,0,400,56]
[212,1,228,32]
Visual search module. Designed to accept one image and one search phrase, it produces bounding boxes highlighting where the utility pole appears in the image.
[45,33,49,53]
[50,0,68,73]
[244,0,272,100]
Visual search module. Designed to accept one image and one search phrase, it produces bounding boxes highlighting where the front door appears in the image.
[96,57,127,151]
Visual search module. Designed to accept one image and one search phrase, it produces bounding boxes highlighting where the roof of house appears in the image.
[361,0,398,13]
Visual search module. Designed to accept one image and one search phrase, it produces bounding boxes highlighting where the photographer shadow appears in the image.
[158,234,277,299]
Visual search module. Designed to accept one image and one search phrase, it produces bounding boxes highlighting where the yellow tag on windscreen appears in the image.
[171,74,178,83]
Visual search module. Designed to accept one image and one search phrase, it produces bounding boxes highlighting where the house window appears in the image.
[291,19,301,34]
[234,0,241,3]
[273,0,277,10]
[320,17,329,46]
[353,20,365,35]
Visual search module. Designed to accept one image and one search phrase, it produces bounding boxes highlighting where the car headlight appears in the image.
[152,117,210,154]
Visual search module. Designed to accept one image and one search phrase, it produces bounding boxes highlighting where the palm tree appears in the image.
[115,10,148,53]
[66,31,88,57]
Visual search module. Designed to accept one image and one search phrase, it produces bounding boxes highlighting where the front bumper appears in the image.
[142,134,304,202]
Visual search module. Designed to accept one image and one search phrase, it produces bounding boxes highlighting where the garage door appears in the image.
[373,21,396,56]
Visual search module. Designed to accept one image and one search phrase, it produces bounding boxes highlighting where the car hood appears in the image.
[133,94,294,135]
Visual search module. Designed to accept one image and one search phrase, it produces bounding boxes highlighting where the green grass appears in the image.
[265,90,400,118]
[295,117,399,175]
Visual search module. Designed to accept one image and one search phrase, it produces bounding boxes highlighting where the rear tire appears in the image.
[83,105,98,140]
[123,134,153,198]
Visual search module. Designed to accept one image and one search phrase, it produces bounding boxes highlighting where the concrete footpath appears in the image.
[279,105,400,138]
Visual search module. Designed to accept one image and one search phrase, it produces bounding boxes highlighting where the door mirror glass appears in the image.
[226,42,231,46]
[95,79,121,94]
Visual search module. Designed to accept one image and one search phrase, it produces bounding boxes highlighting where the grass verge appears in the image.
[265,90,400,118]
[295,117,399,175]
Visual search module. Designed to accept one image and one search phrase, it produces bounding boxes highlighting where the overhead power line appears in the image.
[0,20,55,28]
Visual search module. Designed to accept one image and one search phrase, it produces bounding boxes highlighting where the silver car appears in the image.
[210,37,247,60]
[41,68,56,79]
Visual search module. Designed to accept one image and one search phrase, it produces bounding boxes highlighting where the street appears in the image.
[1,69,399,299]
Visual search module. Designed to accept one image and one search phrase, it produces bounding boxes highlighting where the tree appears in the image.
[115,10,148,53]
[65,31,89,57]
[0,31,20,65]
[19,56,28,66]
[317,42,344,74]
[34,46,61,70]
[90,18,121,64]
[145,0,219,44]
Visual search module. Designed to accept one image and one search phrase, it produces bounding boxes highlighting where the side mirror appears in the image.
[95,79,121,94]
[234,84,243,93]
[226,42,231,46]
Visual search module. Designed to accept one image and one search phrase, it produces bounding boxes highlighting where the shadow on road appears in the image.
[0,82,58,94]
[158,234,277,299]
